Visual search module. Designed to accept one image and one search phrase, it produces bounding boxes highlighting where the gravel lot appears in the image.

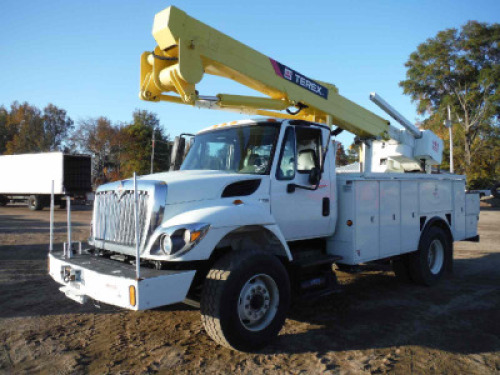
[0,202,499,374]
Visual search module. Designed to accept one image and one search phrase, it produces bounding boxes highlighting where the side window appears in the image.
[276,128,296,180]
[296,127,322,173]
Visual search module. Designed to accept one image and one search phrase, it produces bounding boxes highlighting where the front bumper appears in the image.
[48,251,195,310]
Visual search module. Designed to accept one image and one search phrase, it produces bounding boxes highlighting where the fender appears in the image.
[421,215,454,242]
[419,215,454,273]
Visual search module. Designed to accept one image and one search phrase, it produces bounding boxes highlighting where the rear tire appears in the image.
[200,250,290,351]
[408,226,451,286]
[28,195,44,211]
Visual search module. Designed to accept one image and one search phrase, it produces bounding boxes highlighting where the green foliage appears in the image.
[119,110,170,178]
[400,21,500,176]
[335,142,350,166]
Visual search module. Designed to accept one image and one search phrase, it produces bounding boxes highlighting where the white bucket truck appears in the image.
[48,6,480,350]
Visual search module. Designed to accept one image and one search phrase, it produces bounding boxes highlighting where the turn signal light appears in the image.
[190,230,202,242]
[346,220,353,227]
[129,285,136,307]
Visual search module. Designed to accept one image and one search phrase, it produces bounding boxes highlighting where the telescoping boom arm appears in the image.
[139,6,389,137]
[139,6,443,172]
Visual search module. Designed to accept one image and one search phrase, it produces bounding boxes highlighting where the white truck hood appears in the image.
[139,170,264,204]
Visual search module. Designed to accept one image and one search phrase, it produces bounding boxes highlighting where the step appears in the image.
[293,254,343,268]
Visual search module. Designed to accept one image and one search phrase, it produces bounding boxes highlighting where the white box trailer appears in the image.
[0,152,91,210]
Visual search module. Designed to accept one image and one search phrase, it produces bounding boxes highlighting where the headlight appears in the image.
[157,223,210,257]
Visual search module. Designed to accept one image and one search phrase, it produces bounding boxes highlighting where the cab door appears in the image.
[270,125,332,240]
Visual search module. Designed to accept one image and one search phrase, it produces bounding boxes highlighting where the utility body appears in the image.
[0,152,91,210]
[49,6,480,350]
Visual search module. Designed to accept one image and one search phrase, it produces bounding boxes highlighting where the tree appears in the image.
[41,104,74,151]
[1,102,73,154]
[335,142,350,166]
[400,21,500,176]
[119,110,170,177]
[70,117,119,185]
[5,102,44,154]
[0,106,8,154]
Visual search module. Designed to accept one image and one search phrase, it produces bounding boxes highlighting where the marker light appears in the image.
[129,285,136,307]
[347,220,353,227]
[190,230,202,242]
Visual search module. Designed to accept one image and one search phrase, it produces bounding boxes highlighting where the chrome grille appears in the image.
[93,190,150,247]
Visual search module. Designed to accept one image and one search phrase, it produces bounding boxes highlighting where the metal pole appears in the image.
[49,180,54,252]
[150,130,155,174]
[133,172,141,279]
[447,105,454,174]
[67,196,72,259]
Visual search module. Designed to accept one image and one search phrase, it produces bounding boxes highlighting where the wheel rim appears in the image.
[238,273,279,332]
[428,239,444,275]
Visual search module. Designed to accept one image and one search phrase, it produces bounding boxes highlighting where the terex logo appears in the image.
[269,58,329,99]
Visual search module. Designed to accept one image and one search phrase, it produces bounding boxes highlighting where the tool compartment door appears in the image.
[379,181,401,257]
[453,181,466,241]
[354,180,379,261]
[465,193,479,239]
[400,181,420,253]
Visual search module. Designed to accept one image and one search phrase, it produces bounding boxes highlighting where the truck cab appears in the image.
[88,119,335,263]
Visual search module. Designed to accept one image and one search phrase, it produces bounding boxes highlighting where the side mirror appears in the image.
[309,167,321,185]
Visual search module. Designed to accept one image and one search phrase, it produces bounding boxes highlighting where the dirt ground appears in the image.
[0,203,499,374]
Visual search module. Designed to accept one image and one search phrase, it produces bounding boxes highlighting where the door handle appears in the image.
[322,197,330,216]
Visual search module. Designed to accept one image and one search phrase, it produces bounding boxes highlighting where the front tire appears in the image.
[409,226,451,286]
[200,250,290,351]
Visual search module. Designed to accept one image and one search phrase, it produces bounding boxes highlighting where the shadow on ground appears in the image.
[261,253,500,356]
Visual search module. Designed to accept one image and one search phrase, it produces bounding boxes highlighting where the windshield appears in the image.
[181,124,279,175]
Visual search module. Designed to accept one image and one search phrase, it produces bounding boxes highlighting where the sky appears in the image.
[1,0,499,147]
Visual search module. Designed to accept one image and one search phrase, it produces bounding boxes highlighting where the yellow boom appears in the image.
[139,6,389,137]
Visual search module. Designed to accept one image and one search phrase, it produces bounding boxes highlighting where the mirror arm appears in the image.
[287,182,320,193]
